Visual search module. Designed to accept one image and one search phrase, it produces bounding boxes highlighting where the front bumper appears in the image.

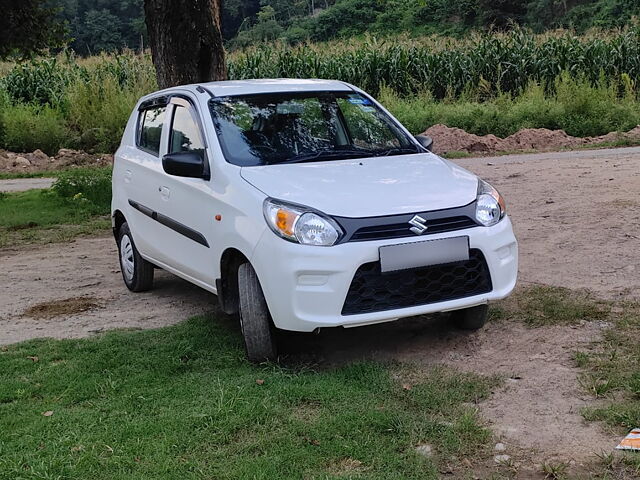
[250,216,518,332]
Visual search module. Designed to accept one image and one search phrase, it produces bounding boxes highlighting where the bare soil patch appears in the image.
[424,124,640,156]
[23,296,102,320]
[0,148,112,174]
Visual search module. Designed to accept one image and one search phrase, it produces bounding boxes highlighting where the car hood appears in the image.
[240,153,478,217]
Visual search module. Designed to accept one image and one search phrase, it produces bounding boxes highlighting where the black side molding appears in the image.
[128,199,210,248]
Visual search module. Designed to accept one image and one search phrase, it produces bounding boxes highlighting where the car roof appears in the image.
[200,79,354,96]
[142,79,355,101]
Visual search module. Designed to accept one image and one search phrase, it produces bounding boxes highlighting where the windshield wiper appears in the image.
[375,147,421,157]
[276,149,374,165]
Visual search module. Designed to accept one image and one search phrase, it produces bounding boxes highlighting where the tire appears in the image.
[451,304,488,331]
[117,222,154,292]
[237,262,277,363]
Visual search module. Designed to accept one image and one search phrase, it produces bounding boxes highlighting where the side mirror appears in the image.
[162,151,209,180]
[414,135,434,152]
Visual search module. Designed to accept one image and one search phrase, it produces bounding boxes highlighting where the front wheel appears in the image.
[237,262,277,363]
[118,222,154,292]
[451,304,488,331]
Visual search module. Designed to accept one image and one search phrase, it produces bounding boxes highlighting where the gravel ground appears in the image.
[0,177,55,192]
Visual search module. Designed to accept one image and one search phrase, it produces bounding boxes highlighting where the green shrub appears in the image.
[51,167,112,213]
[381,75,640,137]
[1,104,70,155]
[0,88,9,143]
[65,72,155,153]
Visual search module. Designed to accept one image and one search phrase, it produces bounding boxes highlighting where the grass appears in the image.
[578,299,640,432]
[24,297,103,320]
[0,316,498,479]
[0,171,58,180]
[0,165,112,180]
[0,277,636,477]
[0,189,110,248]
[541,461,569,479]
[490,285,610,327]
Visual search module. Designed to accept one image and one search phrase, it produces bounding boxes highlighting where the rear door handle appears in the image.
[159,186,170,200]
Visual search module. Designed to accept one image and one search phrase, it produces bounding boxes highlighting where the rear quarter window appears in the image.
[137,107,166,155]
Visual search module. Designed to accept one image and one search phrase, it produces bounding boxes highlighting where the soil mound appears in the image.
[423,124,640,155]
[0,149,112,174]
[3,124,640,171]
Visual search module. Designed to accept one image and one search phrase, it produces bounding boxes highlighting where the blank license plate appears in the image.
[379,236,469,273]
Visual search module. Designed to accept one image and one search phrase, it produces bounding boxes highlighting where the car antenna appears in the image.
[196,85,215,98]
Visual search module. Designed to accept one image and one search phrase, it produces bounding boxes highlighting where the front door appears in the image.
[145,96,218,287]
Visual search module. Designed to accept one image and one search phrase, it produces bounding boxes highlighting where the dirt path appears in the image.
[2,146,639,474]
[0,177,55,192]
[0,237,215,345]
[458,146,640,299]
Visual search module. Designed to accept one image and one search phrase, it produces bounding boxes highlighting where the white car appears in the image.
[112,79,518,362]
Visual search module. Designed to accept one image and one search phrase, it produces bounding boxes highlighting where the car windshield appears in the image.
[208,91,420,166]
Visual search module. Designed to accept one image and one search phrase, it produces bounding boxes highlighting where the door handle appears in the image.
[159,186,170,200]
[124,170,132,183]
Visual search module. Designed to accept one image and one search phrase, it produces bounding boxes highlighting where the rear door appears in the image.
[121,99,170,261]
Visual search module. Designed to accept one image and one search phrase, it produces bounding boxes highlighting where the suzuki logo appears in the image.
[409,215,428,235]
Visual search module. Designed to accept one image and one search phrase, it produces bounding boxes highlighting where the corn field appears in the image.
[1,53,156,107]
[228,28,640,98]
[1,28,640,154]
[2,28,640,106]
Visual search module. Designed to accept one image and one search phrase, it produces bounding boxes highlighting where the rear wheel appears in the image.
[451,304,488,331]
[237,262,277,363]
[118,222,154,292]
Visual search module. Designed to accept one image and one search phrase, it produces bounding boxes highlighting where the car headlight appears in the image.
[263,198,342,246]
[475,179,506,227]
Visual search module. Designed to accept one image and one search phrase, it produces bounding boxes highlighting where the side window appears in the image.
[138,106,166,155]
[170,105,205,155]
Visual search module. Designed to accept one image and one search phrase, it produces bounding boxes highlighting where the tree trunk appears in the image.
[144,0,227,89]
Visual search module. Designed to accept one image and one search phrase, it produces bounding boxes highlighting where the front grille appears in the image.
[332,202,480,244]
[341,249,492,315]
[349,216,476,242]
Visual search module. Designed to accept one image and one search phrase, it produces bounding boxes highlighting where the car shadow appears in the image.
[275,313,480,367]
[150,270,484,368]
